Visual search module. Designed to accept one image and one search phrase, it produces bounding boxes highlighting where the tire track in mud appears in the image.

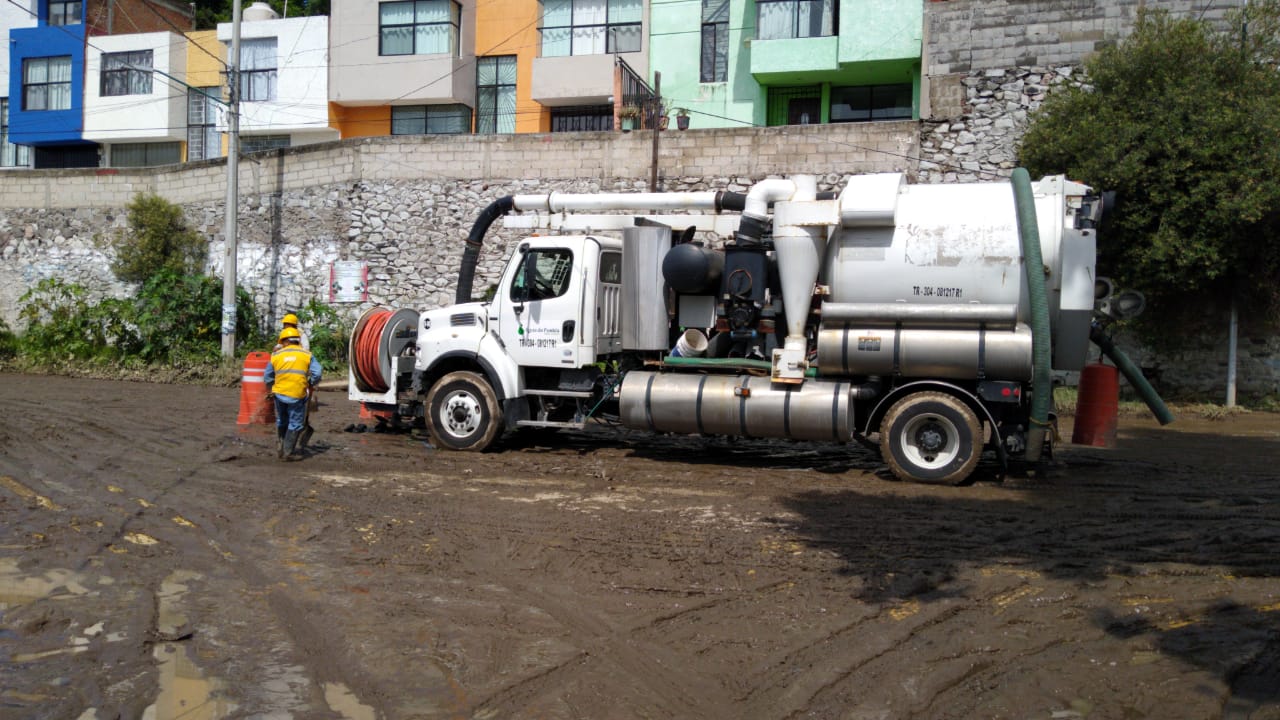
[0,391,385,717]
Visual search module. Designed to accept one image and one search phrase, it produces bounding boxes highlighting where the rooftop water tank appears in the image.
[243,2,279,21]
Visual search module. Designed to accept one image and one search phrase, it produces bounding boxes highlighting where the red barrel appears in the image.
[1072,362,1119,448]
[237,351,276,425]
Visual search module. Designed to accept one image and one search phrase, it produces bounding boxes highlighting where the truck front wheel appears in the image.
[880,392,982,485]
[425,371,502,451]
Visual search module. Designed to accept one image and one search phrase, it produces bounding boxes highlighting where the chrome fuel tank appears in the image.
[619,371,855,442]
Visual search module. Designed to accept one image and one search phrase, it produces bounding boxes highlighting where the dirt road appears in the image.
[2,373,1279,719]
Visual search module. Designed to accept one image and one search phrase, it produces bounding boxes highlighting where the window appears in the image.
[540,0,642,57]
[550,105,613,132]
[187,87,222,161]
[48,0,80,25]
[111,142,181,167]
[701,0,728,82]
[476,56,516,134]
[101,50,153,97]
[830,84,913,122]
[766,85,821,126]
[379,0,461,56]
[391,104,471,134]
[23,57,72,111]
[241,134,290,153]
[240,38,277,102]
[511,248,574,302]
[1,99,31,168]
[756,0,834,40]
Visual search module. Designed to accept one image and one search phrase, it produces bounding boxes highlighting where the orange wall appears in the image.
[330,104,391,139]
[474,0,548,133]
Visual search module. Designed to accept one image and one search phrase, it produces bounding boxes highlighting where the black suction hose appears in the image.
[456,196,515,304]
[1090,326,1176,425]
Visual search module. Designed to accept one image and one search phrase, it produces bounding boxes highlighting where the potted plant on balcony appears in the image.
[619,105,641,131]
[674,107,690,131]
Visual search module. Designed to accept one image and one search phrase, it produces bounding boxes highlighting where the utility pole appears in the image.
[221,0,243,360]
[650,71,661,191]
[1227,0,1249,407]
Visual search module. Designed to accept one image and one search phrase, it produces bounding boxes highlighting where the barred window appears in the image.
[476,56,516,134]
[241,134,291,154]
[701,0,728,82]
[187,87,222,161]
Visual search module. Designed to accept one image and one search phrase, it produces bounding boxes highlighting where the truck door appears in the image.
[499,244,583,369]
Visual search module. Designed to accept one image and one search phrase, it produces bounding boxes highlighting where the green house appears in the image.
[650,0,922,129]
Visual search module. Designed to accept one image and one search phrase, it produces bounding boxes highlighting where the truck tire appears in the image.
[425,371,502,451]
[880,391,982,485]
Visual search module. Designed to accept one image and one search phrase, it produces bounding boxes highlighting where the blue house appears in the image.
[4,0,193,168]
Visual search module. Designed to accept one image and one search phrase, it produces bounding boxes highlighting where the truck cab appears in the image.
[408,234,623,450]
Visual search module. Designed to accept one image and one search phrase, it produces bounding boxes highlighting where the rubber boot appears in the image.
[299,424,314,451]
[276,426,287,458]
[282,430,300,461]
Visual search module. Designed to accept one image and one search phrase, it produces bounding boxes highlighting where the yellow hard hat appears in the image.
[282,313,299,326]
[279,327,302,342]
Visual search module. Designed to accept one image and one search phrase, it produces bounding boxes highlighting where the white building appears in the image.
[0,0,37,168]
[218,7,338,151]
[83,31,188,167]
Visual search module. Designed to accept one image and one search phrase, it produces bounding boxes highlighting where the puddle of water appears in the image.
[144,642,233,720]
[0,558,87,609]
[324,682,378,720]
[142,571,234,720]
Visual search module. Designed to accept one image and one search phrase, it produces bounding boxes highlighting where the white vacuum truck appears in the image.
[348,170,1164,484]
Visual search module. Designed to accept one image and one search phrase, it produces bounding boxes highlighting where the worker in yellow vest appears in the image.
[265,327,322,460]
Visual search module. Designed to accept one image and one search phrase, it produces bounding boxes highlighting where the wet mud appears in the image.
[2,373,1279,719]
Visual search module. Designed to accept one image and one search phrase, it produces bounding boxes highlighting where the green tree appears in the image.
[1019,5,1280,340]
[112,193,207,285]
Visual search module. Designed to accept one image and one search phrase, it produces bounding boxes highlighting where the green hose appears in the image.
[1090,327,1175,426]
[1011,168,1054,462]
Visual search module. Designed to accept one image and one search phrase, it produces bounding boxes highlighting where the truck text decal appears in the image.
[911,286,964,298]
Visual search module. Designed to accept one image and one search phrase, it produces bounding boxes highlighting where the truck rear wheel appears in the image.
[880,392,982,485]
[425,371,502,451]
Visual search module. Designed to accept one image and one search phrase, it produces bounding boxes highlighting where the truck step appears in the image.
[525,389,594,398]
[516,420,587,429]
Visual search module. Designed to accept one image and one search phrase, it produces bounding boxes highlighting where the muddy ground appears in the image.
[1,373,1279,720]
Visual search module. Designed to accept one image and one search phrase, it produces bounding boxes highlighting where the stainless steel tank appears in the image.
[619,371,854,442]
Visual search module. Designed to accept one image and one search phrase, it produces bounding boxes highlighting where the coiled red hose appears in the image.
[353,309,391,393]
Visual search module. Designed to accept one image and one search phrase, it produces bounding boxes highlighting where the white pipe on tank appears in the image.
[743,178,798,219]
[771,176,822,356]
[512,192,722,214]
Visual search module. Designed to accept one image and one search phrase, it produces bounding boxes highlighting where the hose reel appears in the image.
[350,306,419,393]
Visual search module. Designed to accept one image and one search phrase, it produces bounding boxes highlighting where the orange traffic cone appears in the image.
[237,352,276,425]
